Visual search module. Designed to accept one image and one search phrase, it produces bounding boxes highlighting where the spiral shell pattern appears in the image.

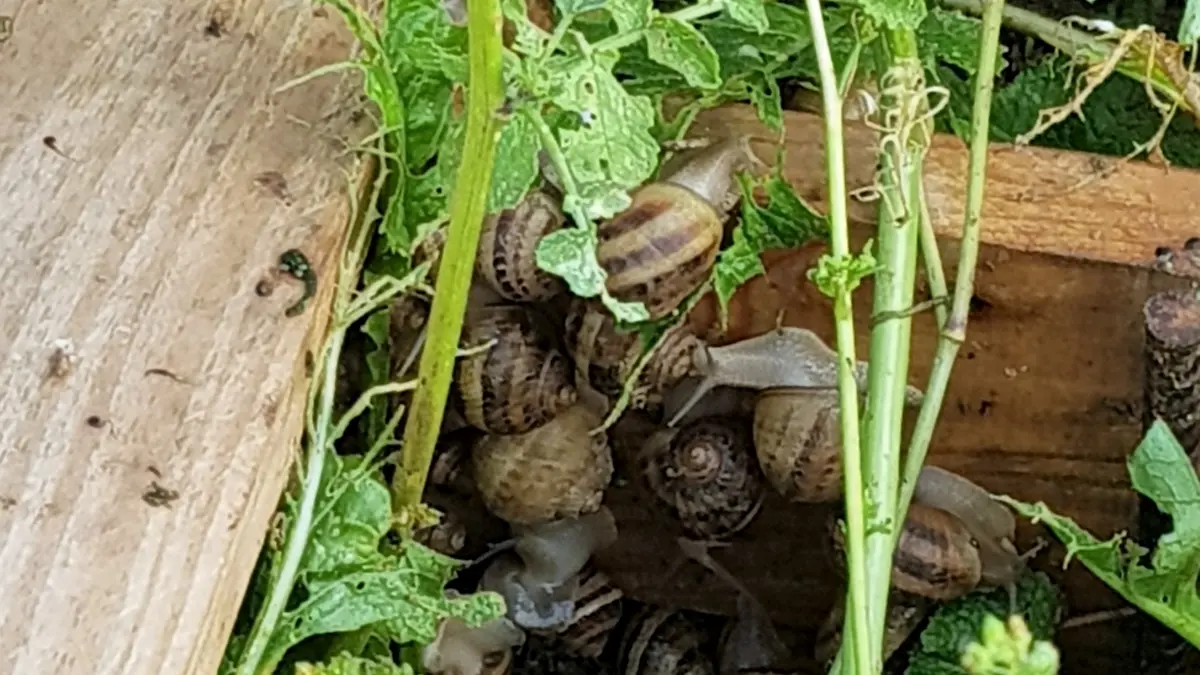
[477,190,568,303]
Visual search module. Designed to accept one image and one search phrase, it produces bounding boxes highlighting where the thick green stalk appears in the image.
[898,0,1006,535]
[860,28,926,664]
[395,0,504,510]
[802,2,872,673]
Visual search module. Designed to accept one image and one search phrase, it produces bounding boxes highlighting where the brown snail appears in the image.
[422,614,526,675]
[532,563,625,659]
[619,606,716,675]
[481,508,618,630]
[455,304,577,435]
[913,465,1025,589]
[598,137,755,320]
[477,189,568,303]
[752,388,842,503]
[472,403,614,525]
[644,417,766,539]
[565,298,702,404]
[829,502,982,601]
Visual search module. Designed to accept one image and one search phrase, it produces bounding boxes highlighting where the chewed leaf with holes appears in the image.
[536,228,650,322]
[547,49,658,221]
[645,16,722,90]
[487,113,542,213]
[607,0,651,32]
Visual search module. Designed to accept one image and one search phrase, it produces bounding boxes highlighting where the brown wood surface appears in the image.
[0,1,365,673]
[691,106,1200,268]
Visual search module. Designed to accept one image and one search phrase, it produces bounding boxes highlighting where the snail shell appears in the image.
[565,298,702,402]
[472,403,614,525]
[619,607,716,675]
[455,305,578,435]
[533,564,625,659]
[752,388,842,503]
[477,189,568,303]
[646,417,766,539]
[829,502,982,601]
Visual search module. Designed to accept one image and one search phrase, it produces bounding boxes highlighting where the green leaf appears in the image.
[996,420,1200,648]
[501,0,549,57]
[487,113,542,213]
[299,455,392,583]
[296,654,414,675]
[858,0,926,30]
[747,72,783,131]
[645,16,722,90]
[917,7,1006,77]
[362,308,391,387]
[535,228,650,322]
[546,51,659,220]
[1181,0,1200,45]
[557,0,607,16]
[383,0,468,82]
[713,173,826,318]
[723,0,768,33]
[608,0,652,32]
[403,76,455,172]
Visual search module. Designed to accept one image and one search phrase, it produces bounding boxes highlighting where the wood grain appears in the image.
[0,1,365,673]
[691,106,1200,267]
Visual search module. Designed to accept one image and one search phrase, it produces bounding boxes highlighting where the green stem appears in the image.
[938,0,1196,114]
[899,0,1005,533]
[395,0,504,512]
[859,29,926,668]
[802,3,872,674]
[917,190,949,329]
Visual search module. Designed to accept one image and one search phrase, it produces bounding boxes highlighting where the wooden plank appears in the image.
[0,1,365,673]
[690,105,1200,267]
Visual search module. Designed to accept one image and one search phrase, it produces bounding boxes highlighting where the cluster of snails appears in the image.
[398,133,1030,675]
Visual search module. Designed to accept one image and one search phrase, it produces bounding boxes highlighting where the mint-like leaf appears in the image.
[296,654,414,675]
[724,0,768,33]
[547,50,658,220]
[487,113,542,213]
[998,420,1200,648]
[608,0,651,31]
[645,16,722,90]
[859,0,926,30]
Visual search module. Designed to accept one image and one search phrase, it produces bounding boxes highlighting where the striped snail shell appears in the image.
[752,388,842,503]
[598,138,753,320]
[533,564,625,659]
[565,298,702,403]
[477,189,568,303]
[619,607,716,675]
[455,304,577,435]
[830,503,982,601]
[645,417,766,539]
[472,403,614,526]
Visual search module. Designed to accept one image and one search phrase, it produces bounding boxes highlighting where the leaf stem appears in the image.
[857,28,926,669]
[898,0,1006,533]
[801,2,872,673]
[395,0,504,512]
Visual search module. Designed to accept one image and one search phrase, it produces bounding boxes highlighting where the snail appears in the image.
[472,403,614,525]
[476,189,568,303]
[666,327,925,428]
[676,539,795,675]
[455,304,577,435]
[829,502,982,601]
[644,417,766,540]
[598,137,755,320]
[532,563,625,659]
[752,388,842,503]
[814,589,931,666]
[481,508,618,630]
[422,614,526,675]
[913,466,1025,590]
[619,606,716,675]
[565,298,702,404]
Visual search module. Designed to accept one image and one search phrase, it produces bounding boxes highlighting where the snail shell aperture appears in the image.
[455,305,578,435]
[472,403,614,526]
[646,417,766,539]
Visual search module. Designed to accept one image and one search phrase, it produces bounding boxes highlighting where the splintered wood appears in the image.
[0,1,366,674]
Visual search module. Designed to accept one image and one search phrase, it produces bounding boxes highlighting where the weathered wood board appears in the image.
[0,1,365,674]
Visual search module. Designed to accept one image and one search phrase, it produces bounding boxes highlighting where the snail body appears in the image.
[455,305,577,435]
[598,138,753,321]
[477,189,568,303]
[472,404,614,525]
[619,607,716,675]
[423,616,525,675]
[565,299,702,404]
[645,417,766,539]
[752,388,842,503]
